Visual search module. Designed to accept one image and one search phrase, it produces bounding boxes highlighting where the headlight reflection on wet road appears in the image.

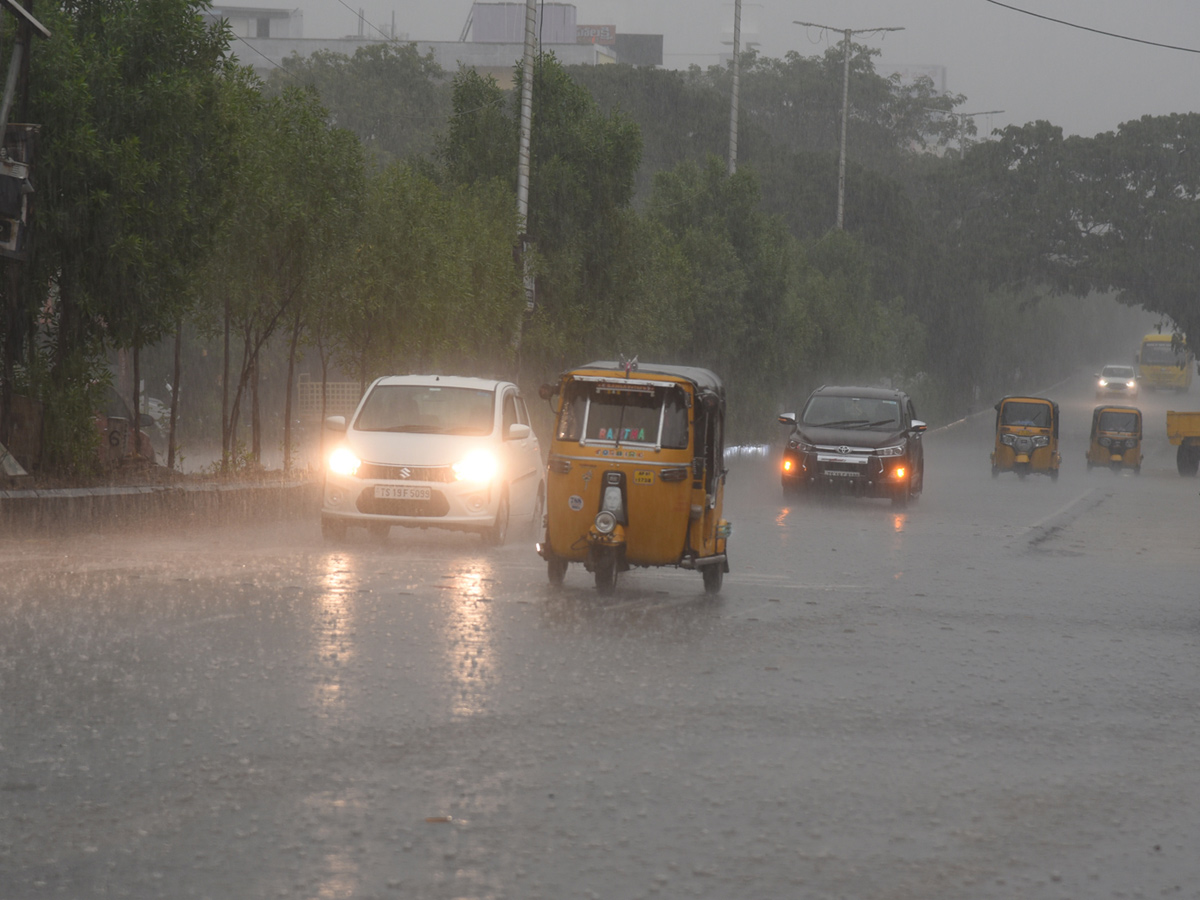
[441,562,497,718]
[314,556,359,712]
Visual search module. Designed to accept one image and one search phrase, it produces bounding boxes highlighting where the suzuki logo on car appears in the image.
[399,466,412,479]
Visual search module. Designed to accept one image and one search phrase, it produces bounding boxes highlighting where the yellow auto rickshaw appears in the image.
[536,359,731,594]
[991,395,1060,480]
[1086,405,1142,473]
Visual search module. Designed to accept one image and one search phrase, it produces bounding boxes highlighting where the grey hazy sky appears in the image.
[299,1,1200,138]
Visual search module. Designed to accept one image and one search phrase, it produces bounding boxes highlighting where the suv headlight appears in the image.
[877,442,906,458]
[328,446,361,477]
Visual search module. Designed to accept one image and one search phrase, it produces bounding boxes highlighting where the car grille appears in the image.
[356,489,450,517]
[357,462,455,482]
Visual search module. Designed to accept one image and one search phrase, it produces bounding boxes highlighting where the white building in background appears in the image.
[208,3,664,87]
[210,5,304,40]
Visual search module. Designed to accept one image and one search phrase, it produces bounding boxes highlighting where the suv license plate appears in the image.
[825,470,858,478]
[375,485,431,500]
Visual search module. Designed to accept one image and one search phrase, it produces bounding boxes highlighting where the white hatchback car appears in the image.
[320,375,544,544]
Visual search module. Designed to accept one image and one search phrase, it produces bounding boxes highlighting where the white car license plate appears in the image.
[375,484,431,501]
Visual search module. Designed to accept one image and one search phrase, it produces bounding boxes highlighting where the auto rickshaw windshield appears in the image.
[556,381,690,448]
[1098,410,1139,433]
[1000,401,1052,428]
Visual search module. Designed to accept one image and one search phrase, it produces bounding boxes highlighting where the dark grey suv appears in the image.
[778,385,927,506]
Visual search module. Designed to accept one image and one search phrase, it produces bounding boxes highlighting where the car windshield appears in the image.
[1098,410,1139,433]
[353,385,495,435]
[1102,366,1134,379]
[557,380,689,448]
[802,395,900,430]
[1000,401,1051,428]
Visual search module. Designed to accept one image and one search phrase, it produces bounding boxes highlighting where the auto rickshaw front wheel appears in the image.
[702,564,724,594]
[593,549,618,594]
[547,556,568,586]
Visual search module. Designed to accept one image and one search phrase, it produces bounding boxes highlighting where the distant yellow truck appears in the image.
[1166,410,1200,475]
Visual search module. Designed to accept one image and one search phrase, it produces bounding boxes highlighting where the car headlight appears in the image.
[790,435,815,453]
[453,449,499,483]
[877,442,905,458]
[594,509,618,535]
[328,446,361,477]
[1126,380,1136,388]
[1098,378,1109,387]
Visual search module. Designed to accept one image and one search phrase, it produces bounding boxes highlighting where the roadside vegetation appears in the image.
[0,0,1185,477]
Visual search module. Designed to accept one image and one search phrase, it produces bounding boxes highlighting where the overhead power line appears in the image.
[982,0,1200,54]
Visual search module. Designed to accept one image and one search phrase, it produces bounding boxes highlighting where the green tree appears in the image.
[17,0,234,470]
[265,43,449,168]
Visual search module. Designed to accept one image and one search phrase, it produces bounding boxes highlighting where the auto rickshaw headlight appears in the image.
[594,509,618,535]
[1000,433,1017,447]
[1099,436,1111,447]
[1031,435,1050,448]
[1125,438,1138,449]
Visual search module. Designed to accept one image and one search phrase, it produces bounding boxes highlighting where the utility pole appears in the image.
[728,0,741,175]
[513,0,536,357]
[794,21,903,230]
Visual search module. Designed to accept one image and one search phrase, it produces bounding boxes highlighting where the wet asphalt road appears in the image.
[3,370,1200,900]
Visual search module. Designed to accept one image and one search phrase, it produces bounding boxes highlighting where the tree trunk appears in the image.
[221,296,231,473]
[251,355,261,464]
[283,306,301,475]
[131,338,141,461]
[167,321,182,471]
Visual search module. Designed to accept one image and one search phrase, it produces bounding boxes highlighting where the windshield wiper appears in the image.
[811,419,869,427]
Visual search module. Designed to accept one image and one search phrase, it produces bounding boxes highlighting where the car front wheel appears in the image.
[483,490,510,546]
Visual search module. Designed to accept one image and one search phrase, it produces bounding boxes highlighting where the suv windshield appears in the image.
[354,385,495,435]
[802,395,900,430]
[557,381,689,448]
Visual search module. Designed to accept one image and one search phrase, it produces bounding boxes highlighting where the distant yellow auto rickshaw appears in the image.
[1086,405,1142,474]
[991,395,1060,480]
[536,360,731,594]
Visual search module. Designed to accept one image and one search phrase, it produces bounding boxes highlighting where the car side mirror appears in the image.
[324,415,346,433]
[778,412,797,426]
[910,419,927,433]
[505,423,531,441]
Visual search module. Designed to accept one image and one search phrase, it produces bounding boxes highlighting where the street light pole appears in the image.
[728,0,741,175]
[794,21,903,230]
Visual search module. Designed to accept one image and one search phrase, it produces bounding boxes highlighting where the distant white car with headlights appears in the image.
[320,375,544,544]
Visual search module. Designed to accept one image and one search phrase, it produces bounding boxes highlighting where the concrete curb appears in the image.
[0,480,320,534]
